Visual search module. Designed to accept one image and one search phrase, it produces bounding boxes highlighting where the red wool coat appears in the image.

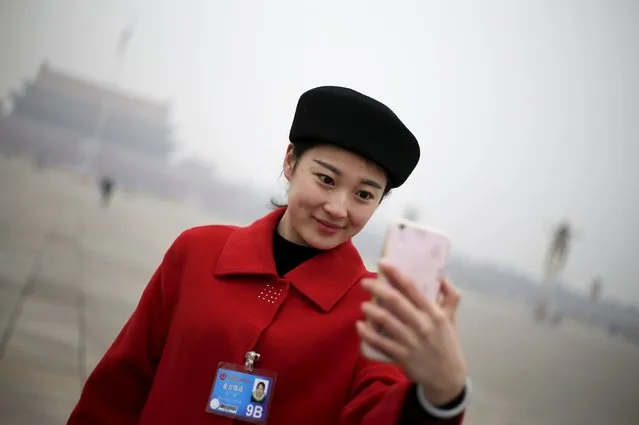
[68,209,465,425]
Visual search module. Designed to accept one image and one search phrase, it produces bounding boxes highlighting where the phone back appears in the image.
[381,220,451,302]
[361,219,452,363]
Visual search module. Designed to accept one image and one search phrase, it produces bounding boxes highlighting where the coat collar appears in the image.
[214,208,368,312]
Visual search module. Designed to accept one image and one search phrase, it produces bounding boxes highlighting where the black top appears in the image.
[270,227,464,422]
[272,229,321,277]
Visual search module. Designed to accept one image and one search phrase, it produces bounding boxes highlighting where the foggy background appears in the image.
[1,1,638,424]
[3,0,638,304]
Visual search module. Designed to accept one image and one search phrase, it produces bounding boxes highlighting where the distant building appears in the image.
[0,60,176,192]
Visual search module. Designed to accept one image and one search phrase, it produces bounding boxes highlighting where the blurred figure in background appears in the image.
[98,176,115,207]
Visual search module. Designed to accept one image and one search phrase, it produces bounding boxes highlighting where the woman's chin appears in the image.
[301,229,347,250]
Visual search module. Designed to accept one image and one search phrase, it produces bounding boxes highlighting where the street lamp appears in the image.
[534,220,578,325]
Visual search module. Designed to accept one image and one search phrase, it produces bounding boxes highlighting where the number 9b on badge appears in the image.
[206,362,277,423]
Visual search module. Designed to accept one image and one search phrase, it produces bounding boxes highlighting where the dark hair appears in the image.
[269,140,392,209]
[256,382,266,390]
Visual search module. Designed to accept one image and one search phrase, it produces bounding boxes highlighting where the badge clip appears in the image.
[244,351,260,372]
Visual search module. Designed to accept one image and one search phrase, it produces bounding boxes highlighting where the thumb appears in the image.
[439,278,461,324]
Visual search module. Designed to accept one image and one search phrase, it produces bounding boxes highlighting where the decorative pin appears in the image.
[244,351,260,372]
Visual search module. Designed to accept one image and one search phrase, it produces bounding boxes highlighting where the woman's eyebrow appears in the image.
[312,159,383,189]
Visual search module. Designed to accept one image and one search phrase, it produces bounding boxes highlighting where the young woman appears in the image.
[67,86,470,425]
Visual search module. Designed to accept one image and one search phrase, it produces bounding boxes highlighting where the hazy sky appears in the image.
[1,0,638,305]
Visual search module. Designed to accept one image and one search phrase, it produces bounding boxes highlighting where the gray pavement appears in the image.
[0,154,638,425]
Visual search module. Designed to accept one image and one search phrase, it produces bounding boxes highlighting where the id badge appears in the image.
[206,362,277,424]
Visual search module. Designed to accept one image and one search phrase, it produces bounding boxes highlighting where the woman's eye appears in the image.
[357,191,374,201]
[318,174,334,186]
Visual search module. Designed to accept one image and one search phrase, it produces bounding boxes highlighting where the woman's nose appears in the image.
[323,193,348,219]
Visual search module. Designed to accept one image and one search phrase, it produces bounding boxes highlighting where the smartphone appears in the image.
[361,219,451,363]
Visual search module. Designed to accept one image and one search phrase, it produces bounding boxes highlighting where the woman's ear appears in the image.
[283,143,295,181]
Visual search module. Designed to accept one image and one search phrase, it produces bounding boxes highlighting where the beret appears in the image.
[289,86,420,188]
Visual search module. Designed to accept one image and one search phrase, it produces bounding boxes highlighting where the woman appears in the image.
[251,381,267,404]
[67,86,470,425]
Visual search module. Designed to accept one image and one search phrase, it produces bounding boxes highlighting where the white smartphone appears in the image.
[361,219,451,363]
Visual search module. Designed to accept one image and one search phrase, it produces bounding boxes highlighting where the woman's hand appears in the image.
[356,260,467,405]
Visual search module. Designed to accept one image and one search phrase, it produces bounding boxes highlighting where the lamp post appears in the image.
[74,3,147,382]
[535,220,576,325]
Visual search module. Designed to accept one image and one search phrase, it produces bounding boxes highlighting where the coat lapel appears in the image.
[214,208,370,312]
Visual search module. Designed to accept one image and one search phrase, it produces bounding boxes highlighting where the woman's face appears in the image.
[255,383,265,397]
[278,143,387,250]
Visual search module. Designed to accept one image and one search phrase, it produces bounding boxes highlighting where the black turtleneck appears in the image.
[272,228,321,277]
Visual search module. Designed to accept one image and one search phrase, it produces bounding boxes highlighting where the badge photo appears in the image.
[206,361,277,424]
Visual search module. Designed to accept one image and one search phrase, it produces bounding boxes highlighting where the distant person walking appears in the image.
[98,176,115,207]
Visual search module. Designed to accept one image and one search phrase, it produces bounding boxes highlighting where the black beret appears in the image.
[289,86,420,188]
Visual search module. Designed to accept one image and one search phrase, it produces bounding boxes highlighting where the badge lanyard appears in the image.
[206,351,278,424]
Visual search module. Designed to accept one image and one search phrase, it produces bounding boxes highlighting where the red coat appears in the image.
[68,208,465,425]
